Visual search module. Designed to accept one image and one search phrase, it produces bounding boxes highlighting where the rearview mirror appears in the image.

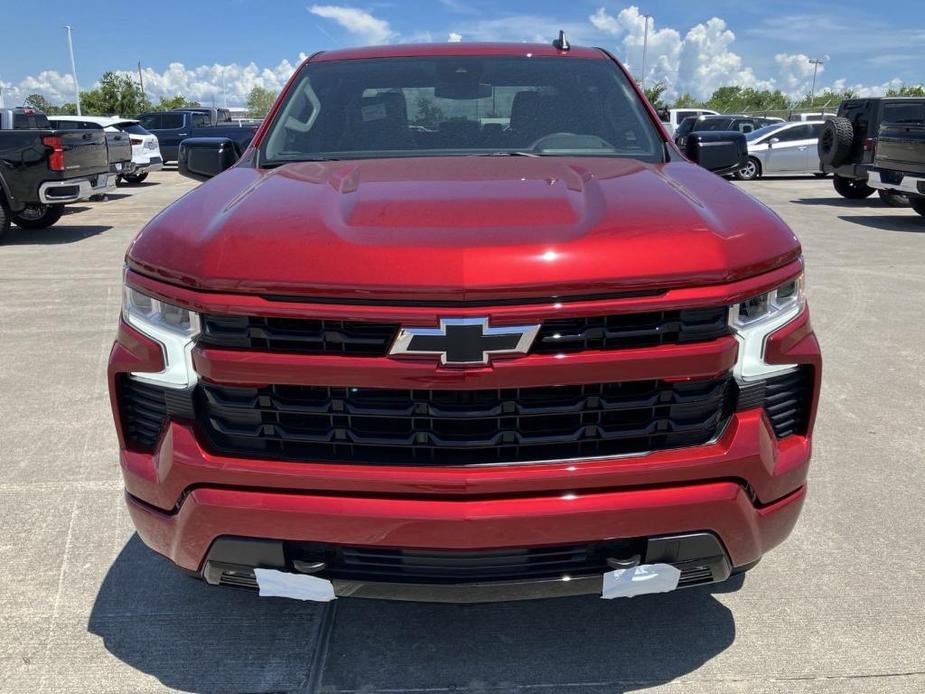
[179,137,240,181]
[769,137,780,145]
[683,131,748,175]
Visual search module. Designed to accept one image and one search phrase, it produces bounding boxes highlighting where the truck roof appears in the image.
[311,42,606,63]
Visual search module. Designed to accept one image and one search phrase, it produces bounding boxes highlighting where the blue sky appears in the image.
[0,0,922,107]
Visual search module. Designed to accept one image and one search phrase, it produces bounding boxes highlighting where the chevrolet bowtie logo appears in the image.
[389,318,540,366]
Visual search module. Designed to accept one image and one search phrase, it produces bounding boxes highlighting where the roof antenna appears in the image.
[553,30,570,51]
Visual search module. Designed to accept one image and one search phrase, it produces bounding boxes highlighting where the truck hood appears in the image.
[128,157,801,301]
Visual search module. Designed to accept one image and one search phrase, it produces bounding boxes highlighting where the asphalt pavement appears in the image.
[0,170,923,693]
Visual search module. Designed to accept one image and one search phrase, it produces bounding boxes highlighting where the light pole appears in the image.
[65,25,81,115]
[808,56,827,109]
[640,14,652,86]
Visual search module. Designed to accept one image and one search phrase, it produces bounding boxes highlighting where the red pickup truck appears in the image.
[109,41,820,602]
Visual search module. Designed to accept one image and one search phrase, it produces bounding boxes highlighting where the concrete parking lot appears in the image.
[1,169,923,693]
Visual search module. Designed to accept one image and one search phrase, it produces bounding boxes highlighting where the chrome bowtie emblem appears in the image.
[389,318,540,366]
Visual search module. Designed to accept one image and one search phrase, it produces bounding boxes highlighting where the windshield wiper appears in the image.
[478,151,541,157]
[262,156,341,168]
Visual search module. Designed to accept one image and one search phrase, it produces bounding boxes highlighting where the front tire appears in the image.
[122,172,149,184]
[833,174,875,199]
[0,199,10,243]
[12,203,65,229]
[878,189,911,207]
[911,196,925,217]
[734,158,761,180]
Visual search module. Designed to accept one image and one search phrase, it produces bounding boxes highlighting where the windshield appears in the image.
[747,124,785,141]
[113,122,150,135]
[692,118,734,132]
[260,55,663,164]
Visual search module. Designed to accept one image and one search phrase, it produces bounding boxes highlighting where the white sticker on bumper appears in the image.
[601,563,681,599]
[254,568,336,602]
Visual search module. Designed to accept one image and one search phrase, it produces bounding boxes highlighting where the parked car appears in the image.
[170,106,232,125]
[788,112,835,122]
[818,97,925,206]
[659,107,718,135]
[735,121,827,180]
[137,110,256,162]
[865,101,925,217]
[110,41,820,603]
[674,114,774,147]
[0,107,116,237]
[47,116,163,183]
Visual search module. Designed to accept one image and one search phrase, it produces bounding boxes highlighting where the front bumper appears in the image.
[109,265,820,601]
[38,173,118,204]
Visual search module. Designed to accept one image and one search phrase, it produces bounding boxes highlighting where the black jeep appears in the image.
[819,98,925,213]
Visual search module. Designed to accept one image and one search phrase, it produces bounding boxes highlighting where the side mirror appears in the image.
[769,137,780,146]
[178,137,240,181]
[684,131,748,175]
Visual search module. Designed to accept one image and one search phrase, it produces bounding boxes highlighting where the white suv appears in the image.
[46,116,163,183]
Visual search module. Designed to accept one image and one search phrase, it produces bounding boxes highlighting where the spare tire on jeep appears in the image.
[818,117,854,167]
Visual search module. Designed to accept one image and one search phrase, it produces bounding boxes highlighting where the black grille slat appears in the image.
[308,541,632,584]
[197,377,734,465]
[534,307,729,353]
[119,377,169,450]
[200,315,400,356]
[736,367,814,439]
[198,306,729,357]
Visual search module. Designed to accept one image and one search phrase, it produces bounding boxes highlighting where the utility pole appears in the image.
[808,56,827,109]
[640,14,652,86]
[137,61,146,100]
[65,25,81,116]
[221,68,227,109]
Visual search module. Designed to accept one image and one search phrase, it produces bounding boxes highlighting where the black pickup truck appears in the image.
[867,103,925,217]
[137,110,257,163]
[818,97,925,210]
[0,107,117,238]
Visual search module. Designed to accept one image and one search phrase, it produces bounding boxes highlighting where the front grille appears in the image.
[532,307,729,353]
[197,306,729,357]
[199,314,399,356]
[197,376,733,465]
[300,539,645,584]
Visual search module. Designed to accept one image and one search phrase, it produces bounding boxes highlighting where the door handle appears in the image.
[177,133,188,137]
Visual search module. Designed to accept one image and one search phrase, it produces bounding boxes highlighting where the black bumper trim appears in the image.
[200,532,732,602]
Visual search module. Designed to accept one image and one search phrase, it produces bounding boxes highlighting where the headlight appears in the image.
[729,273,805,380]
[122,285,200,388]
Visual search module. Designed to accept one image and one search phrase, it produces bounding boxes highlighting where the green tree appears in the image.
[414,96,445,129]
[704,86,789,113]
[885,85,925,97]
[673,93,701,108]
[80,71,150,115]
[792,88,856,111]
[155,95,201,110]
[22,94,77,115]
[643,81,668,110]
[246,86,277,118]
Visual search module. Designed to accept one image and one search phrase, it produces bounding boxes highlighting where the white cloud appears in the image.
[448,32,462,42]
[308,5,394,45]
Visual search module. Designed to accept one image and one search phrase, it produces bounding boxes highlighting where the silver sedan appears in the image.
[735,121,827,180]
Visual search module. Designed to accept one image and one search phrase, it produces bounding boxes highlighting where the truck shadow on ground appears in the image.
[6,224,113,245]
[837,215,925,233]
[89,535,740,693]
[791,196,887,208]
